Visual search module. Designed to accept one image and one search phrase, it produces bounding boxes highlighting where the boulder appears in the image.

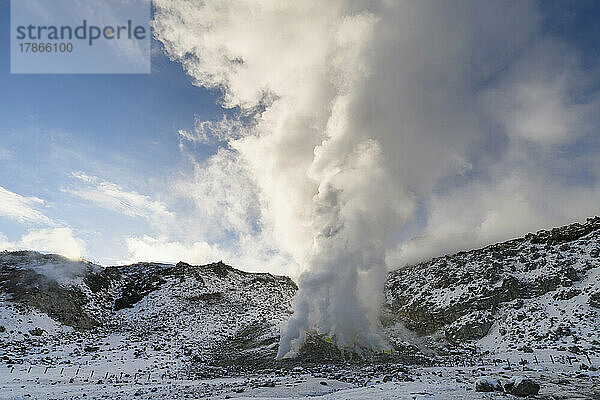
[475,378,503,392]
[505,376,540,396]
[29,327,45,336]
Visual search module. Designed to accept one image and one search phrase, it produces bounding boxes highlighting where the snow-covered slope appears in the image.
[0,253,297,377]
[3,217,600,367]
[385,216,600,358]
[111,261,297,368]
[2,218,600,398]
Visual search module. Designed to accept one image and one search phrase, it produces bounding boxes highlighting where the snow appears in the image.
[1,364,598,399]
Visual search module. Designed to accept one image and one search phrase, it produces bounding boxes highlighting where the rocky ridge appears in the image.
[384,216,600,357]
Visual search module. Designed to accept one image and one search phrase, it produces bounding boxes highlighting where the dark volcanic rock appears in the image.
[504,376,540,396]
[589,292,600,308]
[475,378,502,392]
[0,266,99,330]
[445,311,493,343]
[84,267,122,293]
[112,262,168,311]
[29,327,45,336]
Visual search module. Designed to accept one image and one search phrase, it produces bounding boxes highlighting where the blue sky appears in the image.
[0,0,229,264]
[1,0,600,271]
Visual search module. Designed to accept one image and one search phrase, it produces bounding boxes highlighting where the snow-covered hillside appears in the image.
[385,216,600,360]
[1,217,600,398]
[0,253,297,379]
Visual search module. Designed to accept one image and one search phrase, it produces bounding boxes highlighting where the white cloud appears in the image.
[178,114,245,145]
[66,172,174,222]
[64,168,291,271]
[18,227,86,259]
[123,232,295,275]
[1,227,86,259]
[0,185,54,225]
[0,186,88,259]
[124,235,223,265]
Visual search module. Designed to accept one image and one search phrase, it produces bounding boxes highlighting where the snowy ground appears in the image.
[1,362,599,399]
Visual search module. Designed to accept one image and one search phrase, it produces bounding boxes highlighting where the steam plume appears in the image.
[153,0,600,357]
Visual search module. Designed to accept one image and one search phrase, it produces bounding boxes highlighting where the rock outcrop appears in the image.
[385,217,600,354]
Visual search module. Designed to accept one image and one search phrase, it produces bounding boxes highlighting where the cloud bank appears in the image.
[0,185,87,259]
[0,185,55,225]
[153,0,600,356]
[18,227,86,259]
[65,172,174,222]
